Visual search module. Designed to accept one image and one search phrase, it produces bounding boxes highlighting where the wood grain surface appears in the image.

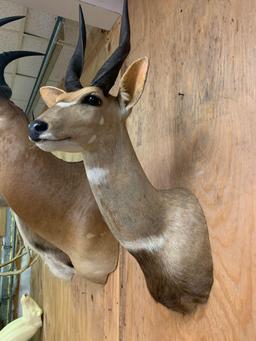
[31,0,256,339]
[0,208,6,237]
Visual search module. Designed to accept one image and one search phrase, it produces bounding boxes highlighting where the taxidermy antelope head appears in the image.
[0,15,118,283]
[29,0,213,313]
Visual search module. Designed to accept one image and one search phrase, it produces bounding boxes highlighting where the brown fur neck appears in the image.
[83,121,213,313]
[83,123,161,241]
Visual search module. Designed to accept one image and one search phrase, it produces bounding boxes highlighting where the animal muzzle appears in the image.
[28,120,48,142]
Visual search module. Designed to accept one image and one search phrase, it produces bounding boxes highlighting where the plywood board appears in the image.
[121,0,256,339]
[0,208,6,237]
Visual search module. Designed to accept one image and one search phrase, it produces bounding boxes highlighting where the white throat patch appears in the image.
[87,167,109,185]
[121,235,165,252]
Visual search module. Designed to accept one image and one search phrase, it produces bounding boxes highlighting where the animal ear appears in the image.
[119,57,149,112]
[40,86,65,108]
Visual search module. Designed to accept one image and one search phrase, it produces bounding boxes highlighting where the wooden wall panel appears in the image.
[0,208,6,237]
[31,261,120,341]
[121,0,256,339]
[32,0,256,340]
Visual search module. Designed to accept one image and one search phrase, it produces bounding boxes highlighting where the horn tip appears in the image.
[0,15,26,27]
[79,4,85,20]
[20,51,45,57]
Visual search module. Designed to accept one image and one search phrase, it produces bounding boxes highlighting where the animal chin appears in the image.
[36,138,81,153]
[39,137,70,143]
[36,138,71,152]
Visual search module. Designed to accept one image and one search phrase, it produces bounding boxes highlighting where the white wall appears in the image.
[10,0,122,30]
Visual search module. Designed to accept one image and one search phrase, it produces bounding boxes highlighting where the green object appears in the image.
[26,16,64,118]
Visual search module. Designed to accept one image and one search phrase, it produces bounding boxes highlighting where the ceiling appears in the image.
[11,0,123,30]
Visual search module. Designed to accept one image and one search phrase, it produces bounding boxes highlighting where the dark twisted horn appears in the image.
[0,15,44,98]
[90,0,130,95]
[64,5,86,92]
[0,51,44,99]
[0,15,25,27]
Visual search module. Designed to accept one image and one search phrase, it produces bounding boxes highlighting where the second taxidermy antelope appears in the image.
[29,0,213,313]
[0,15,118,283]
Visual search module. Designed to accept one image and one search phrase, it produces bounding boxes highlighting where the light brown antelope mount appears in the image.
[0,15,118,283]
[29,0,213,313]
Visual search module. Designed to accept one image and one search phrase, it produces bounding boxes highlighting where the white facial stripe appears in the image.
[100,117,104,125]
[57,101,77,108]
[121,235,165,252]
[88,135,96,144]
[87,167,109,185]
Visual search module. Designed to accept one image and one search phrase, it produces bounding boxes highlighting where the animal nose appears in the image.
[28,120,48,142]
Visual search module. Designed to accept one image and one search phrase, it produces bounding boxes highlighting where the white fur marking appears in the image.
[57,101,76,108]
[88,135,96,144]
[99,117,104,125]
[87,233,96,239]
[121,235,165,252]
[120,85,131,103]
[38,132,55,140]
[87,168,109,185]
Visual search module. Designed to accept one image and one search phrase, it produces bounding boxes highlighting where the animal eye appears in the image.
[82,95,102,107]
